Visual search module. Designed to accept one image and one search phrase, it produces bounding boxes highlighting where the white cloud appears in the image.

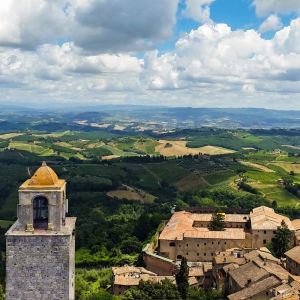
[140,19,300,107]
[0,0,179,53]
[0,0,68,49]
[252,0,300,17]
[71,0,179,53]
[183,0,215,23]
[259,14,283,33]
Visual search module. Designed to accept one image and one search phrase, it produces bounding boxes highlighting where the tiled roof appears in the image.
[250,206,294,230]
[285,246,300,264]
[228,261,269,289]
[112,266,175,286]
[291,219,300,231]
[228,275,281,300]
[159,211,246,241]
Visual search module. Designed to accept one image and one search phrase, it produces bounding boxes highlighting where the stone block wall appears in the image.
[6,234,75,300]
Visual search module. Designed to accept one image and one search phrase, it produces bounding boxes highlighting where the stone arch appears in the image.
[33,195,49,229]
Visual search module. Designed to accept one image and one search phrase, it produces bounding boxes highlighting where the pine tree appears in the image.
[175,256,189,300]
[208,212,225,231]
[272,220,293,258]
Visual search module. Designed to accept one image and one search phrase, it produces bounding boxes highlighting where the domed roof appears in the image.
[28,162,59,186]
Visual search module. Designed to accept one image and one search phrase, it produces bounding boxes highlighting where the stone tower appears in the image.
[5,162,76,300]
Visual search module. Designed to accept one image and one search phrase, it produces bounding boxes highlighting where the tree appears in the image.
[175,257,189,300]
[122,279,180,300]
[272,220,293,258]
[208,212,225,231]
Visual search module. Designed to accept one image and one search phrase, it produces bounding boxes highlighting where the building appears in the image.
[291,220,300,245]
[285,246,300,275]
[250,206,294,248]
[158,206,296,263]
[5,162,76,300]
[112,266,175,295]
[226,248,296,300]
[159,211,249,262]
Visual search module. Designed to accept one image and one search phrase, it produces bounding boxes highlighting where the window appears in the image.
[186,252,188,256]
[204,253,206,256]
[224,241,227,245]
[273,231,276,234]
[169,242,175,247]
[197,253,199,256]
[204,242,206,245]
[264,230,266,234]
[218,242,220,245]
[212,242,214,245]
[177,255,182,260]
[263,239,267,244]
[33,196,48,229]
[211,253,214,256]
[186,244,188,247]
[197,244,199,247]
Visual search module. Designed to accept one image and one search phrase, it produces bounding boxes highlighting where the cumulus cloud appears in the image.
[0,0,69,49]
[252,0,300,17]
[259,14,283,33]
[141,18,300,106]
[71,0,179,53]
[0,0,179,53]
[182,0,215,23]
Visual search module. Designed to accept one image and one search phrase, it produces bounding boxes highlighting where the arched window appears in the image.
[33,196,48,229]
[177,255,182,260]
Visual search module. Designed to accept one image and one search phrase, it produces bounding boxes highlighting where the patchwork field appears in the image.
[271,162,300,174]
[155,140,235,157]
[238,160,275,173]
[107,186,156,203]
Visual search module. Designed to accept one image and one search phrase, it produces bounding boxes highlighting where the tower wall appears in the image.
[6,223,75,300]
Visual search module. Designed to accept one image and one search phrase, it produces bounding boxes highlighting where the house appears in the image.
[285,246,300,276]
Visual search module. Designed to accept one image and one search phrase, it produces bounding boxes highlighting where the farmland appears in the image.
[1,126,300,298]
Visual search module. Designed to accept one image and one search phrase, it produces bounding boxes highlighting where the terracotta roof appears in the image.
[112,266,175,286]
[112,266,156,276]
[20,162,65,189]
[285,246,300,264]
[228,276,281,300]
[250,206,294,230]
[159,211,246,241]
[244,248,280,264]
[228,261,269,289]
[291,219,300,231]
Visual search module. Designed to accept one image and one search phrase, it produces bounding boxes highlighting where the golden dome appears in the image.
[26,162,60,186]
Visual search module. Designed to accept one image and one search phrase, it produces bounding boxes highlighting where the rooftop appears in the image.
[228,261,270,289]
[250,206,294,231]
[112,266,175,286]
[19,162,65,190]
[228,275,281,300]
[159,211,247,241]
[285,246,300,264]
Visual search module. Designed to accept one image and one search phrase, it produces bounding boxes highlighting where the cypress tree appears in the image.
[272,220,293,258]
[176,256,189,300]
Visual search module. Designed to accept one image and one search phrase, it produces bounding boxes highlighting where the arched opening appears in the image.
[33,196,48,229]
[177,255,182,260]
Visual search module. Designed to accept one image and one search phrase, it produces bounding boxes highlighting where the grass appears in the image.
[0,219,14,228]
[9,141,54,156]
[0,132,24,139]
[271,162,300,174]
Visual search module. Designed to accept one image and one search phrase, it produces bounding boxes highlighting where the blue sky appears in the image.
[0,0,300,109]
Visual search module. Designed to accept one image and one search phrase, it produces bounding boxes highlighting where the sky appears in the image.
[1,0,300,109]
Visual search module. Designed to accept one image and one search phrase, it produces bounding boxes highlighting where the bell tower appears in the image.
[5,162,76,300]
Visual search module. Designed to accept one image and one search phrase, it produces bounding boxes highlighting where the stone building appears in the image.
[158,206,297,263]
[285,246,300,276]
[5,162,76,300]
